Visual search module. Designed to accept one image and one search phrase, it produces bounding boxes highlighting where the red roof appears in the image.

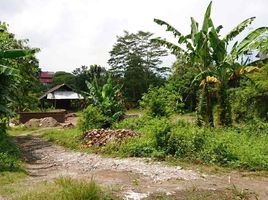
[40,71,54,84]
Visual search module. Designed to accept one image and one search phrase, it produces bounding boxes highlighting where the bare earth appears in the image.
[6,134,268,199]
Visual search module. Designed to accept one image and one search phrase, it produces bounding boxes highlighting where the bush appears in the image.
[234,119,268,136]
[166,126,205,159]
[0,132,21,172]
[140,85,183,117]
[78,106,109,132]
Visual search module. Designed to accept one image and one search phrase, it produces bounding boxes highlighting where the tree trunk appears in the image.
[217,82,232,126]
[197,84,214,127]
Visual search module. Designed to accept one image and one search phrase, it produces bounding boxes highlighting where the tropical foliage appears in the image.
[153,1,268,126]
[0,23,37,131]
[140,84,183,117]
[79,75,125,131]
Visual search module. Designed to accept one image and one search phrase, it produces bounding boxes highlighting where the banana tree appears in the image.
[153,1,268,126]
[206,14,268,126]
[85,75,125,123]
[153,2,218,126]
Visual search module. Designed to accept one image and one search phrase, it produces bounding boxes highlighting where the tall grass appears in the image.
[14,177,115,200]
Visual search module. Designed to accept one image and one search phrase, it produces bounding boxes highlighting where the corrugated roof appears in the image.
[39,84,75,100]
[47,91,84,100]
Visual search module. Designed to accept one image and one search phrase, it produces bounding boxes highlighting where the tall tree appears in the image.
[72,64,107,92]
[169,53,199,112]
[52,71,76,88]
[108,31,169,104]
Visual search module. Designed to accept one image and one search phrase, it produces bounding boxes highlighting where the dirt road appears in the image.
[11,135,268,199]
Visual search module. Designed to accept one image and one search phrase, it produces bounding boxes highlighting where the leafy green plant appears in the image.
[80,75,125,131]
[78,106,108,131]
[140,85,183,117]
[0,132,21,172]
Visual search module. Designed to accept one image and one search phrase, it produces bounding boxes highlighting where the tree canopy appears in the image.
[108,31,169,104]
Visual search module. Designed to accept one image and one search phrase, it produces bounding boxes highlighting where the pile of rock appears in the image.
[83,129,138,147]
[24,117,59,128]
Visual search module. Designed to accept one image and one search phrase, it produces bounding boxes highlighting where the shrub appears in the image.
[166,126,205,159]
[140,85,183,117]
[112,116,147,130]
[78,106,108,132]
[235,119,268,136]
[0,132,21,172]
[138,117,172,149]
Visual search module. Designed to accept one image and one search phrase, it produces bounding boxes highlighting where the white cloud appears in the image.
[0,0,267,72]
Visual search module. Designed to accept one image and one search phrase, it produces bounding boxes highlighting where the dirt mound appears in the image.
[39,117,59,127]
[24,117,59,128]
[83,129,138,147]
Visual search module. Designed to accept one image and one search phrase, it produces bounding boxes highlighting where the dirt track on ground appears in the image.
[8,134,268,199]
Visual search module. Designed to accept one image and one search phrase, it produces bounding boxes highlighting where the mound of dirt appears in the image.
[39,117,59,127]
[24,118,41,128]
[24,117,59,128]
[83,129,138,147]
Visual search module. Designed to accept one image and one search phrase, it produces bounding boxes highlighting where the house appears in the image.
[39,71,54,85]
[39,84,84,109]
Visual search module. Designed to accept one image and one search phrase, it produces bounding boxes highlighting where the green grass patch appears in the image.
[0,172,27,196]
[7,126,38,136]
[125,108,145,116]
[42,128,83,150]
[13,177,116,200]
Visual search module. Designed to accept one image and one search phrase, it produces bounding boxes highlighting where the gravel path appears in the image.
[11,134,268,199]
[15,135,201,182]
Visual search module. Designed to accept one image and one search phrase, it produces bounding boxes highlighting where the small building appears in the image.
[39,84,84,109]
[39,71,54,85]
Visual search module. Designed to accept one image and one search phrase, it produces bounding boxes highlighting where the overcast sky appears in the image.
[0,0,267,72]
